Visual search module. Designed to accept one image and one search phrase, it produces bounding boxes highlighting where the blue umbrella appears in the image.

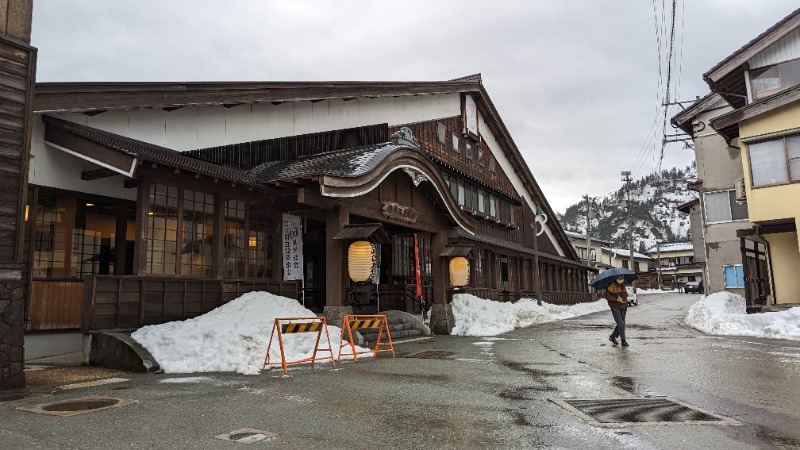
[591,267,637,290]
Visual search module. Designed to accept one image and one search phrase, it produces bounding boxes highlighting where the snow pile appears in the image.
[638,288,678,294]
[450,294,609,336]
[685,292,800,341]
[131,292,370,375]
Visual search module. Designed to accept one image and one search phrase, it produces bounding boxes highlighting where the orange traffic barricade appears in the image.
[338,314,396,363]
[261,317,335,375]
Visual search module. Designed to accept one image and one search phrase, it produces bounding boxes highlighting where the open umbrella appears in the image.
[591,267,637,290]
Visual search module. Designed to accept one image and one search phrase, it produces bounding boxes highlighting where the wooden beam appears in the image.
[124,179,138,189]
[81,168,117,181]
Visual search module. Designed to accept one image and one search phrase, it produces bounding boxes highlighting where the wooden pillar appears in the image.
[325,206,349,306]
[270,212,283,282]
[133,177,150,276]
[211,193,224,278]
[431,231,448,304]
[115,203,127,275]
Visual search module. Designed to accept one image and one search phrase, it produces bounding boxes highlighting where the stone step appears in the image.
[362,328,422,342]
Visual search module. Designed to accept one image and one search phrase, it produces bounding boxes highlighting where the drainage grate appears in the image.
[551,398,740,428]
[215,428,278,444]
[406,351,457,359]
[17,395,138,417]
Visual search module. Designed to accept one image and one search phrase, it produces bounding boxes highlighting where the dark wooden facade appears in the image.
[1,0,34,389]
[26,81,593,337]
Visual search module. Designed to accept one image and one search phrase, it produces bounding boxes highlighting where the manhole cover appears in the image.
[215,428,278,444]
[551,398,740,428]
[17,396,138,417]
[42,398,119,412]
[406,351,457,359]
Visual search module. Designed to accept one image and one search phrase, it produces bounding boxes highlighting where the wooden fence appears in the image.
[82,275,299,332]
[27,280,84,330]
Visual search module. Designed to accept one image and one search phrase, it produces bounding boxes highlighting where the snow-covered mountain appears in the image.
[558,164,697,252]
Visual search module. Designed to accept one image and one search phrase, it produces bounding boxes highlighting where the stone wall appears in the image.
[0,266,24,389]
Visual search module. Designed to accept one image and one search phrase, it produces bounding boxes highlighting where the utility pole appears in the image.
[584,194,593,267]
[621,172,636,289]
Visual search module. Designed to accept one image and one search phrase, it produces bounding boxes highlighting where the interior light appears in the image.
[86,203,95,207]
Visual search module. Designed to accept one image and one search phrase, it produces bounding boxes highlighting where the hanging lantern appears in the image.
[348,241,376,282]
[449,256,470,288]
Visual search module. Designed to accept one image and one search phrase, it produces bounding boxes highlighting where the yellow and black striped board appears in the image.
[349,319,383,329]
[281,322,322,334]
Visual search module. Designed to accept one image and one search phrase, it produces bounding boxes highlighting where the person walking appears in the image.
[605,274,629,347]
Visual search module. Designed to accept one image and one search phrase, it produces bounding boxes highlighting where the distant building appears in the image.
[564,230,611,270]
[600,247,651,273]
[647,242,703,288]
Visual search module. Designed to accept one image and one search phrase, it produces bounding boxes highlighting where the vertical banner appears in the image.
[282,214,304,281]
[413,234,422,298]
[372,244,381,285]
[465,94,478,137]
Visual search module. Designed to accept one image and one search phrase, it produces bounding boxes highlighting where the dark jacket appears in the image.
[605,282,628,310]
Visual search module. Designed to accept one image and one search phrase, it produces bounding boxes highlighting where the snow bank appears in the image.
[450,294,609,336]
[131,292,370,375]
[638,288,678,294]
[685,292,800,341]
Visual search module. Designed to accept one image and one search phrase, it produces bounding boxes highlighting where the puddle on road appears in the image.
[608,376,663,397]
[755,427,800,448]
[501,361,569,377]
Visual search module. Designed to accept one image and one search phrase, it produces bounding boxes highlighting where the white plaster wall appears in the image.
[28,116,137,201]
[477,111,566,256]
[50,93,462,152]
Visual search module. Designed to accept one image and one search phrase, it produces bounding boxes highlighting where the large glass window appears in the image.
[248,204,273,279]
[181,190,215,276]
[704,190,748,223]
[750,58,800,100]
[34,193,131,279]
[146,184,179,275]
[224,200,246,277]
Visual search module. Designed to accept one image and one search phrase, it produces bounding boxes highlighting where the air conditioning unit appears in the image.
[735,178,747,202]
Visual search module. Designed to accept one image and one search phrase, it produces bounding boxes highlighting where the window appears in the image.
[248,204,273,278]
[437,122,446,144]
[466,142,473,160]
[224,200,246,277]
[622,259,628,269]
[489,155,496,172]
[463,183,473,209]
[478,189,485,213]
[748,135,800,187]
[147,184,179,275]
[499,198,511,223]
[750,58,800,100]
[449,176,459,202]
[457,181,465,206]
[724,264,745,288]
[704,190,748,223]
[33,195,127,279]
[181,190,215,276]
[676,256,693,266]
[634,261,640,272]
[489,194,497,217]
[478,147,485,166]
[452,133,459,152]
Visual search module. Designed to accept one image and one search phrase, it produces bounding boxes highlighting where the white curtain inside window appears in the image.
[705,191,731,223]
[749,140,788,186]
[787,136,800,181]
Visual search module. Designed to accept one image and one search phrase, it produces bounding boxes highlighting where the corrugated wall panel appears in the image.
[749,27,800,69]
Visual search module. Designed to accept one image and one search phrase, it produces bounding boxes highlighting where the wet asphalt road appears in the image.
[2,293,800,449]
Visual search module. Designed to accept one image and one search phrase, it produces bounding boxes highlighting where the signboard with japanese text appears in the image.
[282,214,304,281]
[464,94,478,138]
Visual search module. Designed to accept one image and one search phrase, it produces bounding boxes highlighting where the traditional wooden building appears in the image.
[24,75,593,337]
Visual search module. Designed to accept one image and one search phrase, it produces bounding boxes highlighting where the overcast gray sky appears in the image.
[30,1,799,213]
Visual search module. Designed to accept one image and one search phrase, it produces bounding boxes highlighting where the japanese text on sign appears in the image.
[282,214,304,281]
